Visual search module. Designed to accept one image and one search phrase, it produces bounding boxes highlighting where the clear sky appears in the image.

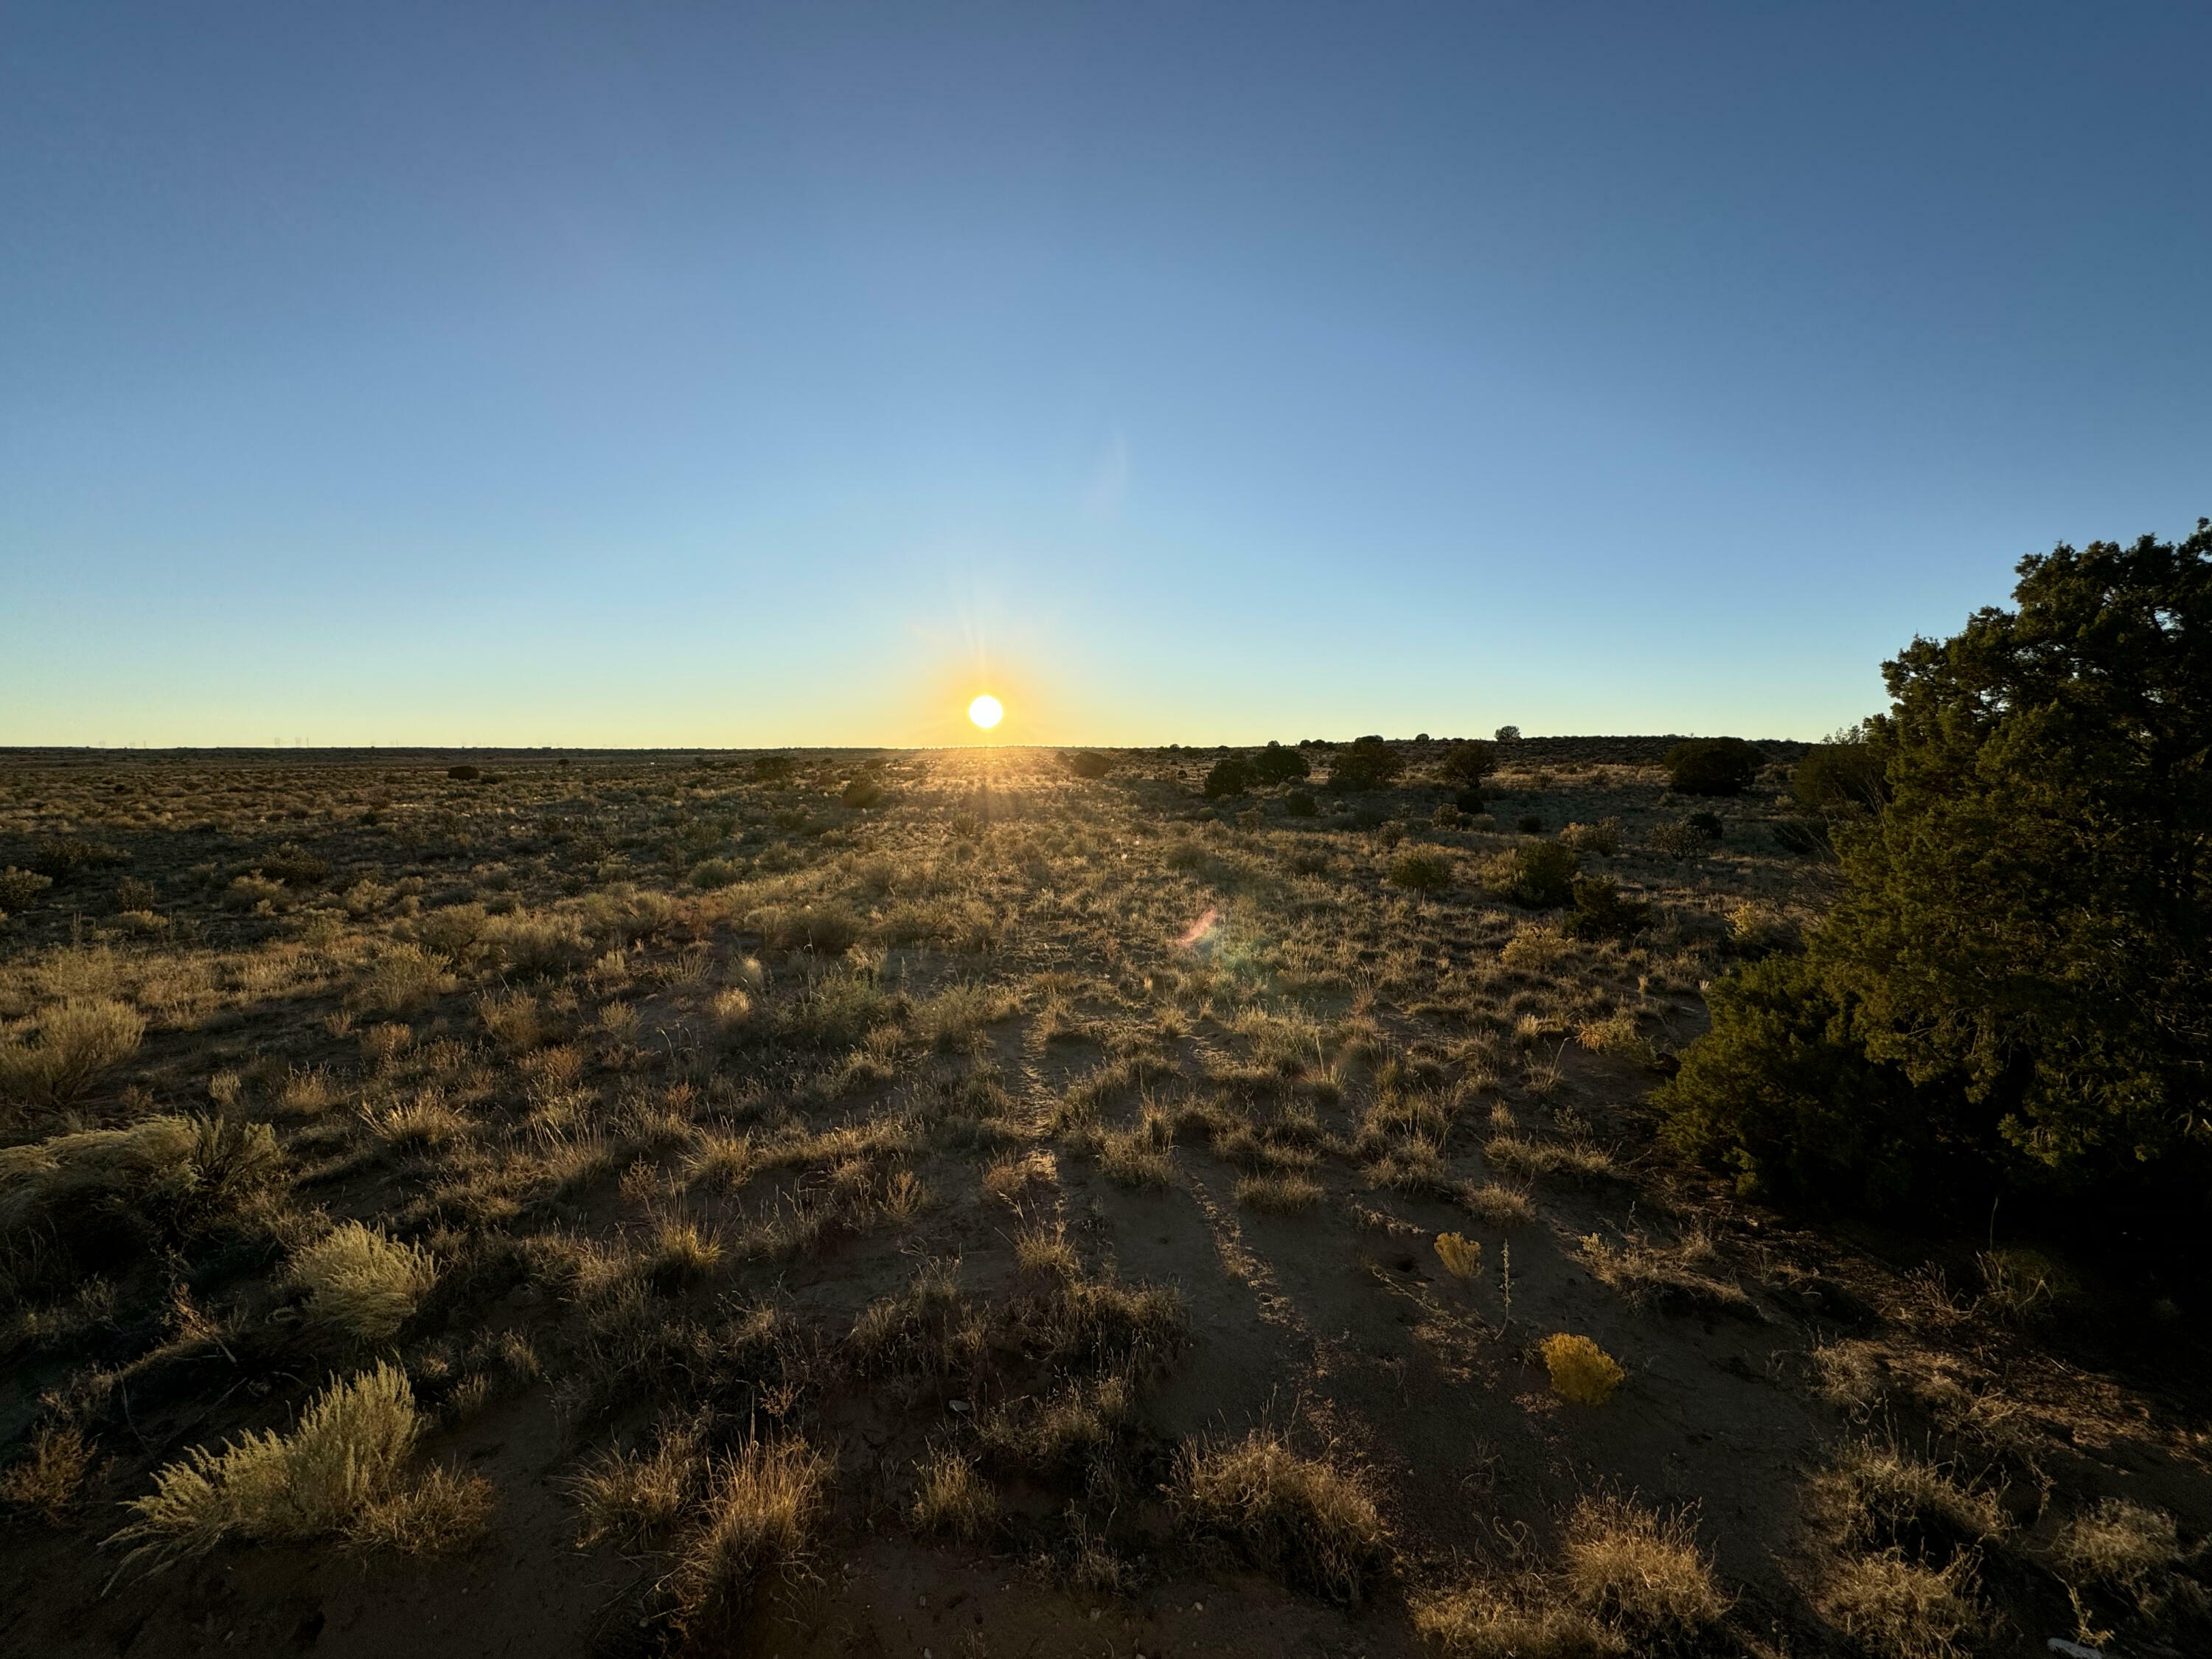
[4,3,2207,749]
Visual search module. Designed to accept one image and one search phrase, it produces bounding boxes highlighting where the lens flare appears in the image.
[968,695,1004,730]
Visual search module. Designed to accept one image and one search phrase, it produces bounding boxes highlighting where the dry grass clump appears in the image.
[663,1437,830,1640]
[363,1091,467,1149]
[910,1447,996,1540]
[1540,1334,1627,1405]
[1815,1441,2004,1559]
[1460,1181,1536,1228]
[1411,1579,1621,1658]
[1,1423,101,1524]
[1235,1171,1324,1212]
[572,1421,707,1548]
[913,978,1018,1048]
[1485,1135,1616,1185]
[1818,1551,1983,1659]
[1171,1428,1389,1607]
[1561,1495,1729,1641]
[2053,1496,2198,1630]
[0,998,145,1108]
[108,1363,491,1574]
[644,1218,725,1291]
[978,1369,1135,1472]
[0,1114,281,1241]
[848,1258,981,1378]
[1574,1229,1757,1320]
[288,1222,437,1346]
[357,945,453,1015]
[1096,1121,1176,1187]
[982,1147,1057,1207]
[1013,1220,1082,1279]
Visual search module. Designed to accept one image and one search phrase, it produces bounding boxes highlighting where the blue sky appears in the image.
[4,3,2207,748]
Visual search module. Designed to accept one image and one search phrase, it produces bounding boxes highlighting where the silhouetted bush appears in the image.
[31,838,127,882]
[841,777,883,809]
[752,756,795,783]
[1251,741,1310,785]
[1453,788,1485,814]
[1284,793,1318,818]
[1686,811,1723,841]
[1203,757,1257,799]
[446,765,479,781]
[1494,726,1521,743]
[1662,738,1761,796]
[1515,815,1543,835]
[1327,737,1403,793]
[1439,741,1496,789]
[1065,751,1113,779]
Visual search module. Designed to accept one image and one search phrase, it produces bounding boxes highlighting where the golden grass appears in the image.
[0,997,145,1108]
[1172,1428,1389,1607]
[1818,1551,1982,1659]
[0,1423,100,1525]
[288,1221,437,1345]
[664,1437,830,1639]
[1560,1495,1729,1640]
[909,1447,996,1541]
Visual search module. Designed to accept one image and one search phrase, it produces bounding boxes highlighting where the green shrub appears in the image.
[1795,734,1890,814]
[1514,813,1543,834]
[32,838,126,882]
[1065,751,1113,779]
[1648,818,1717,858]
[1563,875,1651,939]
[1204,757,1258,799]
[1387,852,1452,893]
[1662,737,1761,796]
[1284,792,1318,818]
[751,754,795,782]
[1327,737,1403,792]
[689,858,745,889]
[1493,725,1520,742]
[1251,741,1310,785]
[1486,841,1579,908]
[1670,524,2212,1210]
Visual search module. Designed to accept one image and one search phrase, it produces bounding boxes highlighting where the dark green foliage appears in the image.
[1563,874,1651,939]
[1439,741,1495,788]
[1662,737,1761,796]
[1772,818,1832,857]
[1386,852,1451,893]
[1251,742,1310,785]
[1794,734,1889,814]
[1326,737,1403,793]
[1686,811,1723,841]
[1656,956,1938,1207]
[446,765,480,781]
[1452,787,1484,814]
[1663,524,2212,1209]
[752,755,795,783]
[1203,757,1257,799]
[1284,792,1318,818]
[1494,726,1520,742]
[1500,841,1579,908]
[1515,815,1543,835]
[1065,751,1113,780]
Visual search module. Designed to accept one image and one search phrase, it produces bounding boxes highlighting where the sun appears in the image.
[967,694,1004,731]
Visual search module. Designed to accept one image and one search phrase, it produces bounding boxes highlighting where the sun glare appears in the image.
[968,694,1004,730]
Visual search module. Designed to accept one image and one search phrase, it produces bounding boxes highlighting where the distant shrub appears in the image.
[114,876,158,911]
[751,755,795,782]
[262,844,330,886]
[1540,1333,1625,1405]
[1284,792,1318,818]
[688,857,745,889]
[754,902,861,956]
[32,838,128,882]
[1484,841,1579,908]
[445,765,479,781]
[1648,818,1718,858]
[1662,737,1761,796]
[1559,818,1621,856]
[1494,726,1521,742]
[1251,741,1310,785]
[1514,814,1543,834]
[1065,751,1113,780]
[1431,804,1464,829]
[1452,787,1485,814]
[0,869,53,910]
[358,945,452,1016]
[223,874,289,912]
[1794,732,1890,814]
[1327,737,1404,793]
[1387,852,1452,894]
[1439,741,1496,788]
[1203,757,1258,799]
[1686,810,1723,839]
[840,777,884,809]
[1564,874,1652,939]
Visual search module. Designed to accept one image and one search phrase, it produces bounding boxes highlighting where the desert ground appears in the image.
[1,741,2205,1658]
